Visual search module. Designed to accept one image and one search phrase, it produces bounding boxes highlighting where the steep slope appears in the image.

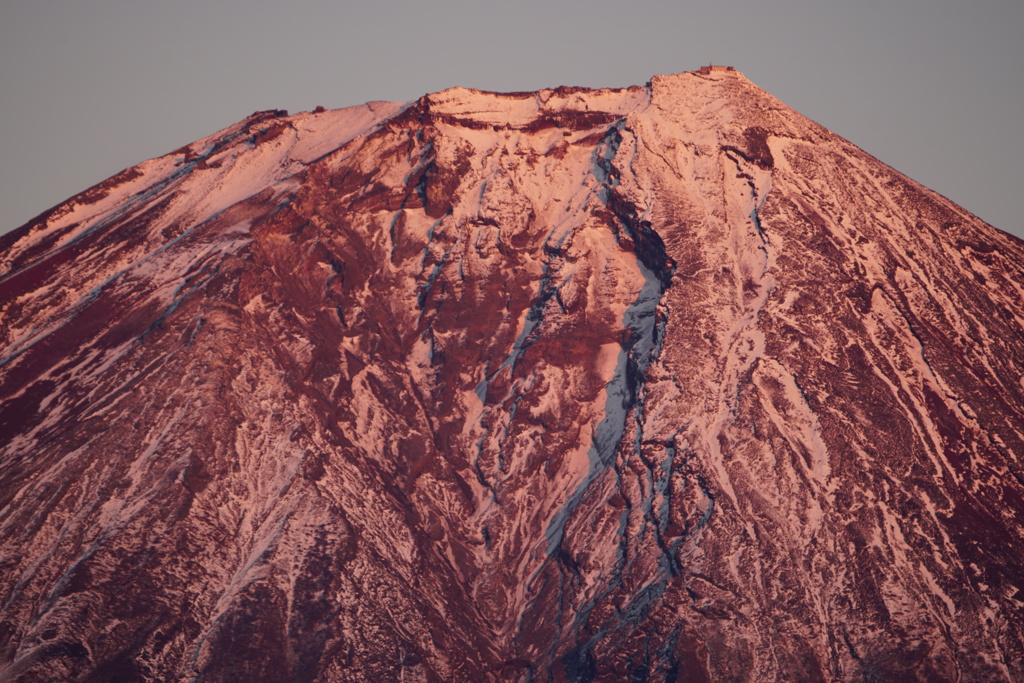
[1,68,1023,681]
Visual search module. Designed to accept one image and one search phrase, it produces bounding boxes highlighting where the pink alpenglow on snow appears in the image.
[1,68,1024,681]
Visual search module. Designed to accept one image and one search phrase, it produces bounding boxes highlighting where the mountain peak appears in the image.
[2,70,1023,681]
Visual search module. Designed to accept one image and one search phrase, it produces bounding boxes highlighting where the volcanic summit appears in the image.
[1,67,1023,681]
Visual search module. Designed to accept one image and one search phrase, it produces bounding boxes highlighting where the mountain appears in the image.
[2,67,1024,682]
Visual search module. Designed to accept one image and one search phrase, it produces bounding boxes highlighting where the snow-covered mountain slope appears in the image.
[1,67,1023,681]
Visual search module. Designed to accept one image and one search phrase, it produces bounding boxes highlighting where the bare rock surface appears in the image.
[2,68,1024,681]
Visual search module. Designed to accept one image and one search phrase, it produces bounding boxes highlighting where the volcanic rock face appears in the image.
[2,69,1024,681]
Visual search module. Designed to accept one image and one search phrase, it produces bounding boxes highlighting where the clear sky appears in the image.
[1,0,1021,239]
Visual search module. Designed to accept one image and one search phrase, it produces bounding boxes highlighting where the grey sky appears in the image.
[1,0,1020,239]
